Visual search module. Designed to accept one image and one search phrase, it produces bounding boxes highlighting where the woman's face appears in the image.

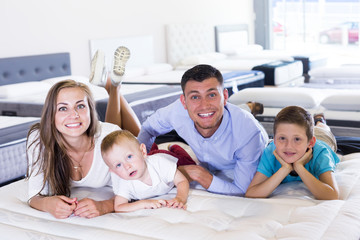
[55,87,91,140]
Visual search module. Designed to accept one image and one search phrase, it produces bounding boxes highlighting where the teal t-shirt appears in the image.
[257,140,340,183]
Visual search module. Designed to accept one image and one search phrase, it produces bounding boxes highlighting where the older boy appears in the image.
[245,106,340,200]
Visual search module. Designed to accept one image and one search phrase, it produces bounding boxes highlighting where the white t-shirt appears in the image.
[111,153,178,200]
[27,122,120,199]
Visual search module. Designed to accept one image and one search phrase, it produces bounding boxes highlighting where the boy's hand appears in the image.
[166,197,187,210]
[294,148,313,168]
[273,150,293,172]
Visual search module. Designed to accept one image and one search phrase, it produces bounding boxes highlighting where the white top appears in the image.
[27,122,120,199]
[111,153,178,200]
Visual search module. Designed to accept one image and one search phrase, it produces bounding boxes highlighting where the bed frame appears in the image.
[165,23,304,86]
[0,53,71,186]
[0,53,71,85]
[1,53,360,239]
[0,52,182,186]
[214,24,328,82]
[228,87,360,138]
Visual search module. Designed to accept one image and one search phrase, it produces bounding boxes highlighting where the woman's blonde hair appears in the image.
[27,80,99,196]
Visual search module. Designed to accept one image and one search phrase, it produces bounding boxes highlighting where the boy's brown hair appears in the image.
[273,106,314,141]
[101,129,140,155]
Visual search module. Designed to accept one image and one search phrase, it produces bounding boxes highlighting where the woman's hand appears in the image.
[43,196,77,219]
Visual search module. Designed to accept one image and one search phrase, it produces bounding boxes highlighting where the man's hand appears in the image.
[178,165,213,189]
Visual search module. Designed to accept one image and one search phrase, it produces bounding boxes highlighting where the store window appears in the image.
[269,0,360,65]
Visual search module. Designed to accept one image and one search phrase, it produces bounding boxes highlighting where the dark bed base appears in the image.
[256,115,360,139]
[222,70,265,96]
[0,119,40,186]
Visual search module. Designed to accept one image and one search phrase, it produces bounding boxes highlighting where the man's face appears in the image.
[180,77,228,138]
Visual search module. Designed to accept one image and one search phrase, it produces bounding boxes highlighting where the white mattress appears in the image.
[123,69,186,84]
[122,69,265,92]
[229,87,360,137]
[309,65,360,84]
[1,152,360,239]
[227,49,295,62]
[176,58,304,86]
[0,75,173,118]
[229,87,360,113]
[164,23,303,86]
[258,107,360,137]
[0,116,39,129]
[0,75,166,104]
[0,116,40,185]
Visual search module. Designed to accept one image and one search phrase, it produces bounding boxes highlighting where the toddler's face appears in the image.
[274,123,312,164]
[103,141,148,181]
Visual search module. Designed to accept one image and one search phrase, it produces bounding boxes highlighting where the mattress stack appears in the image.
[228,87,360,137]
[252,60,304,86]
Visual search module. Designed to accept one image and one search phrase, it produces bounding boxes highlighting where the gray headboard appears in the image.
[0,53,71,86]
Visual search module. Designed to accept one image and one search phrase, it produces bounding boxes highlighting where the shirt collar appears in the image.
[195,104,230,141]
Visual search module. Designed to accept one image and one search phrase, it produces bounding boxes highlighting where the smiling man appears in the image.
[137,64,268,196]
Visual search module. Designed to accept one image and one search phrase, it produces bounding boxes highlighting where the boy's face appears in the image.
[103,140,148,181]
[274,123,315,164]
[180,77,228,138]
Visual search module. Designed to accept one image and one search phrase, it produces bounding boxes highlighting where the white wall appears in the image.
[0,0,254,76]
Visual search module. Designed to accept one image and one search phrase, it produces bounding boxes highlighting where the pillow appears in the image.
[41,75,89,85]
[235,44,264,55]
[221,44,264,56]
[180,52,227,65]
[123,67,146,78]
[205,52,227,61]
[309,66,360,78]
[321,93,360,111]
[144,63,173,75]
[0,81,51,99]
[228,88,320,109]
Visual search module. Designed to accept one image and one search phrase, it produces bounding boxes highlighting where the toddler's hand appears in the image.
[166,197,187,210]
[143,199,167,209]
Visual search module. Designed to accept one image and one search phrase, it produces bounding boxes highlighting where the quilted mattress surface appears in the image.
[0,153,360,239]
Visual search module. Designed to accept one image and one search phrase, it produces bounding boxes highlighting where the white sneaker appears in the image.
[89,50,107,87]
[110,46,130,86]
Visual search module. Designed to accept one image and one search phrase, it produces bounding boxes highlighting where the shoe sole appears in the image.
[111,46,130,86]
[89,50,107,87]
